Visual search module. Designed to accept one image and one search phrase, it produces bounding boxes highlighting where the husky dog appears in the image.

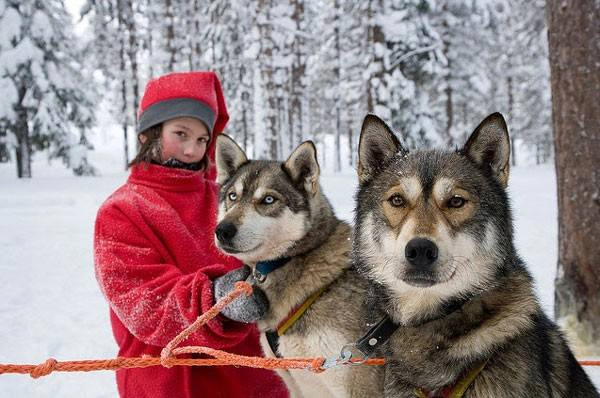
[353,113,599,397]
[214,135,383,398]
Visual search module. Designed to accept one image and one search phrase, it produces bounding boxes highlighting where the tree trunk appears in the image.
[147,6,154,77]
[242,107,248,152]
[366,0,384,114]
[548,0,600,356]
[165,0,176,71]
[192,0,202,69]
[125,0,139,150]
[258,0,278,160]
[15,129,31,179]
[290,0,305,149]
[507,75,516,167]
[333,0,342,172]
[444,72,453,146]
[441,3,453,147]
[14,84,32,178]
[117,0,129,169]
[347,125,354,167]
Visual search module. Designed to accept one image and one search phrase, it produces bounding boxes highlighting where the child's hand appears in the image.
[213,265,269,323]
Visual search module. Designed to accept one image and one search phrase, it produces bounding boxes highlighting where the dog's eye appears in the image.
[447,195,466,208]
[228,192,237,201]
[388,194,405,207]
[262,195,276,205]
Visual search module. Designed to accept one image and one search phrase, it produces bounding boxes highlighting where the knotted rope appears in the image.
[0,281,598,379]
[0,281,386,378]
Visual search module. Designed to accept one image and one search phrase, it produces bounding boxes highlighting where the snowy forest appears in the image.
[0,1,599,395]
[0,0,553,178]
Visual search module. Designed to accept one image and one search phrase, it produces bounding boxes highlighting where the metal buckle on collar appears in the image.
[252,269,267,284]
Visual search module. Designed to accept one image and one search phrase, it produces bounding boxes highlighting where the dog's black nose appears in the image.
[405,238,439,267]
[215,222,237,243]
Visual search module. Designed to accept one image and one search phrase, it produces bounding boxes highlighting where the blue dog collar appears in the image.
[254,258,290,282]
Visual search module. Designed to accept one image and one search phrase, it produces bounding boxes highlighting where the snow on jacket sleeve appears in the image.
[94,202,251,350]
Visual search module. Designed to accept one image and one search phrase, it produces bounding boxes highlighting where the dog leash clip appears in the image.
[318,348,353,371]
[340,343,369,365]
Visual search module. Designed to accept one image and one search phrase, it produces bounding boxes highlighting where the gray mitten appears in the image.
[213,265,269,323]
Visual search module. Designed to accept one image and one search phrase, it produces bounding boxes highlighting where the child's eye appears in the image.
[262,195,276,205]
[175,131,186,137]
[198,136,209,144]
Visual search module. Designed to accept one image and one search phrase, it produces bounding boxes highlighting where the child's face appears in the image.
[160,117,210,164]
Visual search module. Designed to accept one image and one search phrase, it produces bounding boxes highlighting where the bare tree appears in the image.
[290,0,307,149]
[257,0,278,159]
[116,0,130,168]
[548,0,600,355]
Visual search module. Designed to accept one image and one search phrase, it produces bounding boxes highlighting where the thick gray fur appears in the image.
[215,135,384,398]
[353,113,599,397]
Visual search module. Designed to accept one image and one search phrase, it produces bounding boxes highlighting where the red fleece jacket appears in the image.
[94,163,288,398]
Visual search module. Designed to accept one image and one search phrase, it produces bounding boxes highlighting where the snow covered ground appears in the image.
[0,156,598,396]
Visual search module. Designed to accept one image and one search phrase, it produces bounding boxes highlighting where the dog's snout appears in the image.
[215,222,237,243]
[405,238,438,267]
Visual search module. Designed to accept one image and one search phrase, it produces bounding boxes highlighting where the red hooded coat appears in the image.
[94,163,289,397]
[95,71,287,397]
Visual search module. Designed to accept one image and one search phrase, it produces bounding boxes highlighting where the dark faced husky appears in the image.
[353,113,599,397]
[214,135,383,398]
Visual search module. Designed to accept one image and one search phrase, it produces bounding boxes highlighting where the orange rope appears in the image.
[580,360,600,366]
[0,281,384,379]
[0,281,597,379]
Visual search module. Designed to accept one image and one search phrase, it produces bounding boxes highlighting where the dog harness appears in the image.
[265,284,329,356]
[414,358,488,398]
[349,309,487,397]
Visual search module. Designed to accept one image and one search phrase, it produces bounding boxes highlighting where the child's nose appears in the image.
[183,144,198,157]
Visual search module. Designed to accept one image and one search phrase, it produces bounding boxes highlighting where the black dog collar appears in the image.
[355,316,399,357]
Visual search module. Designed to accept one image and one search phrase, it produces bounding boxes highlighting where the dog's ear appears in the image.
[358,114,406,184]
[463,112,510,188]
[283,141,320,196]
[215,135,248,185]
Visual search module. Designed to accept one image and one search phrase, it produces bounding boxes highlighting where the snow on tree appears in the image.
[201,0,257,155]
[338,2,369,167]
[429,0,552,161]
[304,0,344,170]
[288,0,308,151]
[432,0,489,145]
[0,0,97,178]
[72,0,555,170]
[255,0,280,159]
[506,0,552,165]
[367,0,446,149]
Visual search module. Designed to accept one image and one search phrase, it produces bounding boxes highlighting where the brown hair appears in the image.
[128,123,210,171]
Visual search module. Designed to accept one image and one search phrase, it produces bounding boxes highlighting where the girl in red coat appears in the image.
[94,71,288,398]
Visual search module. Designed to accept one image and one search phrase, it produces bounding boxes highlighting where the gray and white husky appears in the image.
[353,113,598,397]
[214,135,383,398]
